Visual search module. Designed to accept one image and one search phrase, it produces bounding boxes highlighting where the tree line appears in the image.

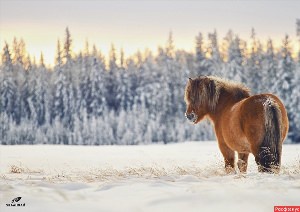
[1,23,300,145]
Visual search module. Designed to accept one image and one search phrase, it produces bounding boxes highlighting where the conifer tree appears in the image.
[276,35,296,140]
[55,39,63,68]
[109,44,117,72]
[166,31,175,59]
[2,42,13,72]
[120,48,125,69]
[263,39,278,93]
[64,27,72,63]
[194,32,207,76]
[226,36,244,82]
[40,52,45,68]
[207,30,222,75]
[297,19,300,63]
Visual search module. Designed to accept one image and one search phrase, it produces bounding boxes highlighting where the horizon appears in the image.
[1,0,300,66]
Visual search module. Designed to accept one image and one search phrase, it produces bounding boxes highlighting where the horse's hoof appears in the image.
[225,167,237,175]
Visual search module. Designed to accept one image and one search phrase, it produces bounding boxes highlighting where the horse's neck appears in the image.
[208,90,242,124]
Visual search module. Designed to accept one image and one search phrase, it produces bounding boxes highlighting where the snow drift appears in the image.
[1,142,300,212]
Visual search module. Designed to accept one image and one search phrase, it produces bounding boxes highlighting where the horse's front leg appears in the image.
[237,153,249,173]
[218,141,236,174]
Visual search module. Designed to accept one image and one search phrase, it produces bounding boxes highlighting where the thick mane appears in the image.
[208,76,251,100]
[185,76,250,111]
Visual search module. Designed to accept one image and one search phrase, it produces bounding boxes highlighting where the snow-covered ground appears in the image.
[0,142,300,212]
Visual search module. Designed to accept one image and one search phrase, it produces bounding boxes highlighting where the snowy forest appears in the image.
[1,22,300,145]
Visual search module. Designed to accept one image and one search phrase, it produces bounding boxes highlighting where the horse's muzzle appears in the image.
[185,112,198,123]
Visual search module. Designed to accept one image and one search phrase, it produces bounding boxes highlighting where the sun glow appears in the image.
[0,28,170,66]
[1,27,299,68]
[1,0,299,67]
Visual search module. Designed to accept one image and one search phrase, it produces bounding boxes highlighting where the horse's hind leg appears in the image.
[237,153,249,173]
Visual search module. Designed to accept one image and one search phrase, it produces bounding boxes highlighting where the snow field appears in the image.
[1,142,300,212]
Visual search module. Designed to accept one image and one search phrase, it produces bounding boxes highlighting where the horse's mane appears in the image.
[208,76,251,99]
[185,76,251,111]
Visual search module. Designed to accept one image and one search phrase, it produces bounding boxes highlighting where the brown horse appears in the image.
[184,76,289,173]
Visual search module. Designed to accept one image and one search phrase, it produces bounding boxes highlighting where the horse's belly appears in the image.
[225,138,251,153]
[225,131,251,153]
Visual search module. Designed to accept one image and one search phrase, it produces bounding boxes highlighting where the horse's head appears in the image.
[184,76,217,124]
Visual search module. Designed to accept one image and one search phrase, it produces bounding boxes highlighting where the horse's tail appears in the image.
[257,97,282,173]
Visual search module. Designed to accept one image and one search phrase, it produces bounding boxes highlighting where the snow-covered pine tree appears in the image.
[194,32,208,76]
[20,69,31,121]
[294,19,300,141]
[56,39,63,69]
[109,44,117,72]
[276,35,296,141]
[245,28,264,93]
[166,31,175,60]
[24,55,32,72]
[195,32,204,60]
[64,27,72,65]
[39,52,45,68]
[221,30,234,62]
[297,19,300,63]
[1,43,17,121]
[290,64,300,142]
[106,44,122,111]
[76,52,88,116]
[89,57,106,117]
[12,38,25,69]
[207,30,223,76]
[2,42,13,72]
[52,64,68,124]
[262,39,278,93]
[226,35,245,83]
[120,48,125,69]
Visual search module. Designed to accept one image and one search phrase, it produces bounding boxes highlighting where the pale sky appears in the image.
[0,0,299,65]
